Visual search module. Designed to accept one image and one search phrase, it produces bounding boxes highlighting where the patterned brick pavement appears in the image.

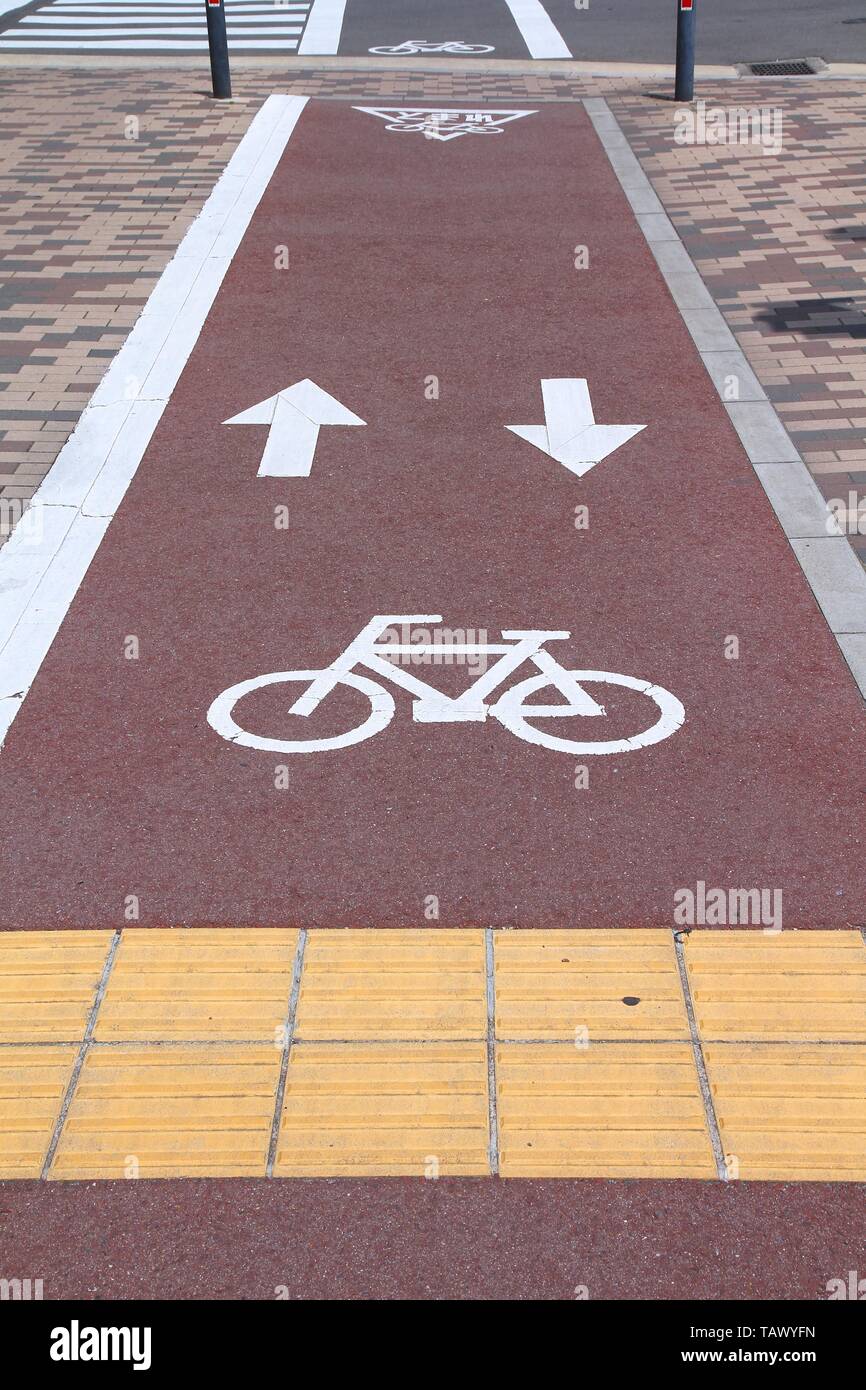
[1,66,866,574]
[614,81,866,567]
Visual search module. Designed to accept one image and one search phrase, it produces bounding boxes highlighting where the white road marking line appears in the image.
[1,0,311,48]
[501,0,570,59]
[24,7,307,15]
[7,26,304,35]
[0,94,310,747]
[0,35,301,46]
[22,14,305,22]
[49,1,309,6]
[297,0,345,54]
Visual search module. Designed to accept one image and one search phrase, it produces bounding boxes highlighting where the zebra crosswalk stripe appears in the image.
[0,0,313,51]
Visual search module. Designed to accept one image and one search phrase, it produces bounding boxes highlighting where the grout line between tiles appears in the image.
[3,1035,865,1050]
[485,928,500,1176]
[39,929,121,1181]
[673,932,728,1181]
[266,928,307,1178]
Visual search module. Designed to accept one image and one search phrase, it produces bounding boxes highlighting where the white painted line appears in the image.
[0,36,302,47]
[586,97,866,701]
[8,26,304,35]
[49,0,308,4]
[49,2,309,7]
[22,12,304,22]
[297,0,345,54]
[50,0,308,5]
[502,0,570,59]
[0,94,310,744]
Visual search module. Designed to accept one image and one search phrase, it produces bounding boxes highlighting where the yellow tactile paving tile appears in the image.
[49,1046,280,1179]
[294,930,487,1041]
[0,1047,76,1178]
[496,1043,716,1178]
[0,928,864,1182]
[705,1043,866,1182]
[494,930,689,1041]
[274,1043,490,1176]
[683,930,866,1041]
[94,928,299,1043]
[0,931,112,1043]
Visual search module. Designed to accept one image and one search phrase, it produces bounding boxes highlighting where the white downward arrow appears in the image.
[506,378,645,478]
[224,379,365,477]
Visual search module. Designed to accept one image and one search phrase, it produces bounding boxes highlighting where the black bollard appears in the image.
[205,0,232,101]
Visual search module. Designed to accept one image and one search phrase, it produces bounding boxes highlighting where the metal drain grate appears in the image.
[747,59,819,76]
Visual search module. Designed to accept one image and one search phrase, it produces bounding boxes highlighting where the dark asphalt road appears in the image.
[541,1,865,66]
[336,0,866,64]
[0,0,863,63]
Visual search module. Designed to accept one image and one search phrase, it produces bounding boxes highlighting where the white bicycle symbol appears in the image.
[207,614,685,756]
[369,40,496,56]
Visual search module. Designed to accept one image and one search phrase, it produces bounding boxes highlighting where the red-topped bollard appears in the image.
[675,0,696,102]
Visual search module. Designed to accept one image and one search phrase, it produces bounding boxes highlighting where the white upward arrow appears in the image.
[506,379,645,478]
[224,379,365,477]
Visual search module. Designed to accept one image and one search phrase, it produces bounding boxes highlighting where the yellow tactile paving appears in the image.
[0,928,864,1180]
[496,1043,716,1178]
[494,930,690,1040]
[294,930,487,1041]
[683,930,866,1041]
[49,1046,280,1179]
[704,1043,866,1182]
[0,931,112,1043]
[94,928,299,1043]
[0,1047,76,1178]
[275,1043,490,1176]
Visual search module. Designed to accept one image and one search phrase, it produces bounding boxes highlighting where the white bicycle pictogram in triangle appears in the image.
[206,614,685,756]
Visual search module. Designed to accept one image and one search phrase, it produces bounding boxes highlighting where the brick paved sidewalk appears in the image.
[615,81,866,569]
[1,65,865,576]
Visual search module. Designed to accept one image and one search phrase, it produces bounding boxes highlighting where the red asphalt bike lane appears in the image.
[2,1177,865,1301]
[0,98,863,931]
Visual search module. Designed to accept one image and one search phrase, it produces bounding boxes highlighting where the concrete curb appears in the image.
[586,96,866,700]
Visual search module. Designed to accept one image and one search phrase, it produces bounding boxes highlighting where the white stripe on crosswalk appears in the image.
[21,16,305,24]
[49,1,308,5]
[0,35,301,47]
[297,0,344,55]
[46,3,309,8]
[7,26,303,35]
[48,0,308,5]
[0,0,312,49]
[28,7,308,13]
